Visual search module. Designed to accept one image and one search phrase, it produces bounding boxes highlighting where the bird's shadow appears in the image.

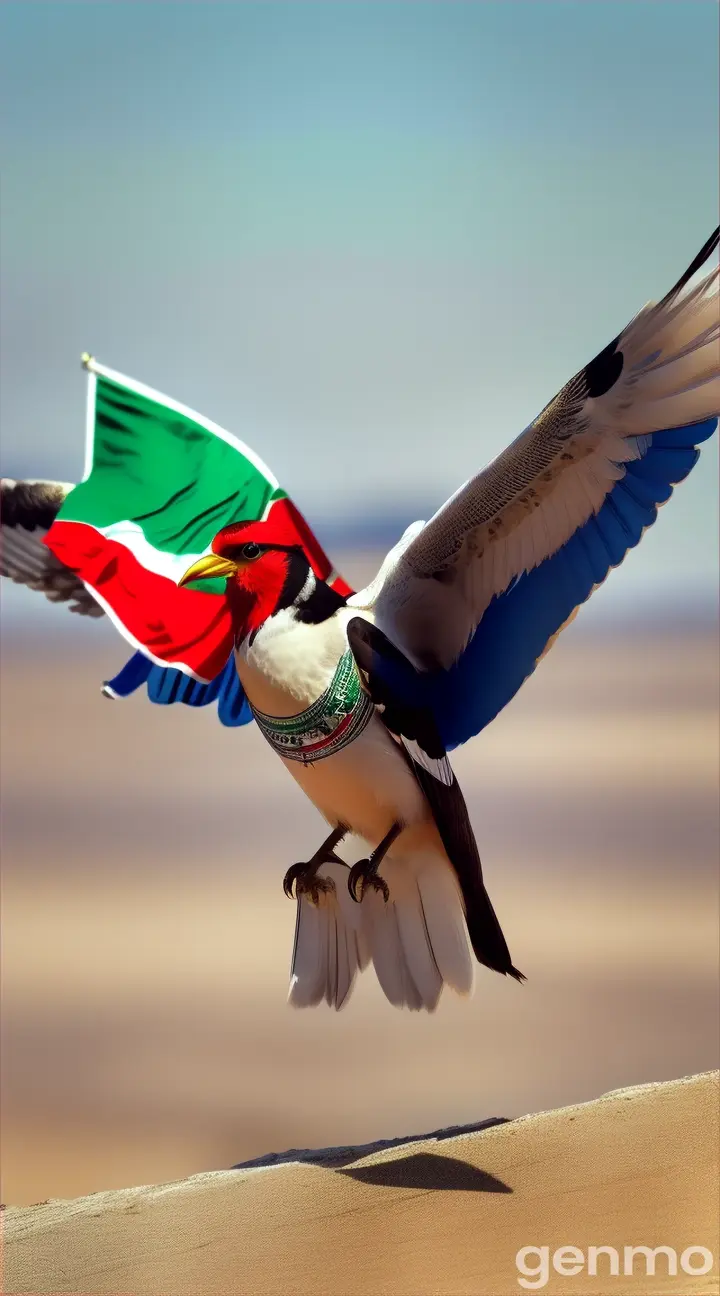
[231,1117,512,1192]
[337,1151,511,1194]
[232,1116,510,1176]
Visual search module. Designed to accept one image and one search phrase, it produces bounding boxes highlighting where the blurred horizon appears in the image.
[2,555,719,638]
[1,0,718,598]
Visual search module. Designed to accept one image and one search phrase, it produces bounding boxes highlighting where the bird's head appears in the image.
[179,517,345,643]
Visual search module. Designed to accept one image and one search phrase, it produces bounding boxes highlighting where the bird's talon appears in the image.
[306,876,336,905]
[348,861,389,903]
[283,863,305,899]
[376,876,390,903]
[284,863,336,903]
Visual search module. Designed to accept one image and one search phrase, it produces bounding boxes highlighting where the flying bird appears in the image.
[3,229,719,1011]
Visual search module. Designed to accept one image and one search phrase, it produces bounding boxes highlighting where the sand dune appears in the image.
[4,1072,718,1295]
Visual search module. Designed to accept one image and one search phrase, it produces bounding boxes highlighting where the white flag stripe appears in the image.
[95,520,211,584]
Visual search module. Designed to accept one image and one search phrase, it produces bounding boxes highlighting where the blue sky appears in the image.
[1,0,718,600]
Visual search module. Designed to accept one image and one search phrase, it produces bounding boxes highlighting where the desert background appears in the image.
[1,0,719,1220]
[2,556,718,1207]
[6,1074,718,1296]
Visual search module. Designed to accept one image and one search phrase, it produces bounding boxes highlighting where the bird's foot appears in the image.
[283,827,347,903]
[283,862,337,905]
[348,858,390,904]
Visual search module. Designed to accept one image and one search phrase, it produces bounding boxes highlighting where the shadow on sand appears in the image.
[232,1116,510,1173]
[337,1150,512,1193]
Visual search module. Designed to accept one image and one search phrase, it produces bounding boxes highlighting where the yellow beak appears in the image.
[178,553,238,587]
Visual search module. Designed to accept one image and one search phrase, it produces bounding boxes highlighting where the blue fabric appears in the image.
[104,651,253,727]
[103,651,153,698]
[377,417,717,752]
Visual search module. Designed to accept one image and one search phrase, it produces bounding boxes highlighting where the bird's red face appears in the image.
[178,518,315,643]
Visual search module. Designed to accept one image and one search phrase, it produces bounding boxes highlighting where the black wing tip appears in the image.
[507,965,526,984]
[662,225,720,305]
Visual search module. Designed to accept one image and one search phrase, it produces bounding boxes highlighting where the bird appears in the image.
[3,228,719,1012]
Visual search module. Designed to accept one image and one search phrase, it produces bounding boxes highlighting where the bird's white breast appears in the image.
[282,712,427,843]
[233,607,428,843]
[236,608,346,711]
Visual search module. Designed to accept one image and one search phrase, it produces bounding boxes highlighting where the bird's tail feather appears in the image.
[287,852,474,1011]
[361,853,474,1011]
[288,859,369,1011]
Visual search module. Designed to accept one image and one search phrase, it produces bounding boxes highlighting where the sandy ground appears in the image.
[1,562,718,1208]
[3,1072,718,1295]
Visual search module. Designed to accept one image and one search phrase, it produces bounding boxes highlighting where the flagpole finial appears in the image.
[81,352,95,371]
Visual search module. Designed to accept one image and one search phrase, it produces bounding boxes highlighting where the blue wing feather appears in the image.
[402,417,717,751]
[620,468,673,508]
[585,511,626,565]
[648,417,716,448]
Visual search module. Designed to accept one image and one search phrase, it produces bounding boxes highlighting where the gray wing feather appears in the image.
[373,235,719,669]
[1,478,105,617]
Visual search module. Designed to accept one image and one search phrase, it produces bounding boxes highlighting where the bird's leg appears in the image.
[283,826,347,904]
[348,823,401,904]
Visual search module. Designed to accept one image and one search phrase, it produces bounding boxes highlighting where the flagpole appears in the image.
[80,353,98,483]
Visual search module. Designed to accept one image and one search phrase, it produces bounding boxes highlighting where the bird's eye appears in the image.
[240,542,262,561]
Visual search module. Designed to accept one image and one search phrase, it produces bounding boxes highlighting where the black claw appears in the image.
[284,862,337,904]
[348,860,389,904]
[283,863,304,900]
[347,861,365,903]
[284,828,347,901]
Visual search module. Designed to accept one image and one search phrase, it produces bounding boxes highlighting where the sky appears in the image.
[1,0,718,604]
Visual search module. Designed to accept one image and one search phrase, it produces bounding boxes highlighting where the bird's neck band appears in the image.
[249,650,373,765]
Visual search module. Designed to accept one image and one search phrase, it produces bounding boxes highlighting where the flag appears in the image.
[44,356,351,682]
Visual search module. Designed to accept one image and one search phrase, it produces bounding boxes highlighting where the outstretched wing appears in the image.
[374,229,719,675]
[1,478,104,616]
[369,230,719,748]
